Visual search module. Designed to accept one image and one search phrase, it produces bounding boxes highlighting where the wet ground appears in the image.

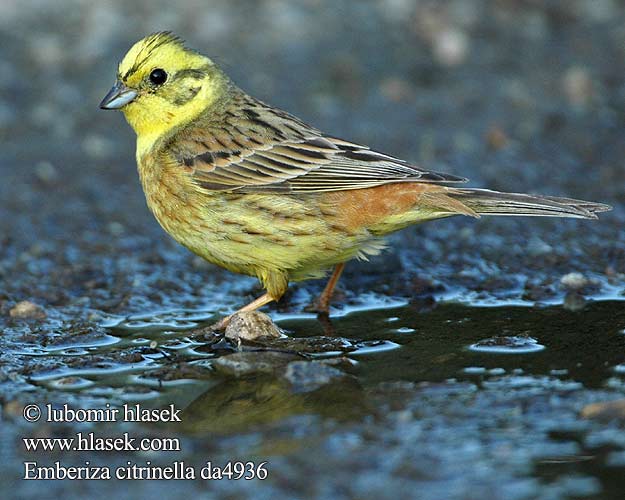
[1,1,625,499]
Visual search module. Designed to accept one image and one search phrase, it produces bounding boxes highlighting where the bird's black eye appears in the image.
[149,68,168,85]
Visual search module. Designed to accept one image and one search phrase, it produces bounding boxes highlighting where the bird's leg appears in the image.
[313,263,346,315]
[237,292,276,313]
[212,293,276,330]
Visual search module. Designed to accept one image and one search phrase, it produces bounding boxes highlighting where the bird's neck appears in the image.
[132,80,232,160]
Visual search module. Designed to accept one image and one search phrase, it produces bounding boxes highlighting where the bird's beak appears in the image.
[99,81,138,110]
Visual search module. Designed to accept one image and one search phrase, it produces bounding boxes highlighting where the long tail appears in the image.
[448,188,611,219]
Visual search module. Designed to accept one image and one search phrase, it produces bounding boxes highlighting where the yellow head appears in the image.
[100,32,228,141]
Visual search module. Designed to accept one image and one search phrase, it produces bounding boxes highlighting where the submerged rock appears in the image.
[284,360,348,393]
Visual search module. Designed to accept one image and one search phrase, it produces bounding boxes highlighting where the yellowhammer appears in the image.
[100,32,610,327]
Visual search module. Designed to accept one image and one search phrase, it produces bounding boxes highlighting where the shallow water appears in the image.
[5,299,625,499]
[21,300,625,398]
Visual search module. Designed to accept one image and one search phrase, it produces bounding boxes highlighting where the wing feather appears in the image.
[172,95,467,193]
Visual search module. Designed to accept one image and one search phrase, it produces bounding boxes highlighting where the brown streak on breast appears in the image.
[222,219,244,226]
[268,236,295,246]
[229,234,250,244]
[139,151,204,236]
[244,227,272,236]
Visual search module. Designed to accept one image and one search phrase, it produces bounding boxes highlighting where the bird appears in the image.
[100,32,611,328]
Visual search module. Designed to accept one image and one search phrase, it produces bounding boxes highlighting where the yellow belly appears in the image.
[138,159,375,284]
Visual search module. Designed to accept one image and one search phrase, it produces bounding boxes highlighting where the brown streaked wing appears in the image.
[176,120,467,193]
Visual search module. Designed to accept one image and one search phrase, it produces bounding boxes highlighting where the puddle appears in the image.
[3,299,625,499]
[11,299,625,398]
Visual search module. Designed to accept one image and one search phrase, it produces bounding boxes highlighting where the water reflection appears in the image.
[181,376,367,434]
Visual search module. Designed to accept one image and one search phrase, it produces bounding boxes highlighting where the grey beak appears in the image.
[99,81,138,110]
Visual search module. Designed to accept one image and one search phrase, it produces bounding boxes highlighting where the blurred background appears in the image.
[1,0,624,310]
[2,1,625,499]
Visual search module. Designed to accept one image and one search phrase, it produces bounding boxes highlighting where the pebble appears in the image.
[433,28,469,66]
[224,311,282,342]
[581,399,625,421]
[9,301,46,320]
[560,272,588,290]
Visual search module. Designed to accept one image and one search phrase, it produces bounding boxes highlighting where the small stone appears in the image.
[581,399,625,421]
[560,272,588,290]
[224,311,282,342]
[2,400,23,419]
[9,301,46,320]
[433,28,469,66]
[284,360,347,393]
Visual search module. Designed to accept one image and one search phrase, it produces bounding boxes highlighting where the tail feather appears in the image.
[450,188,611,220]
